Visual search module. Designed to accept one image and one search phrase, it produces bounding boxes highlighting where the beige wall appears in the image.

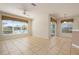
[72,31,79,46]
[72,16,79,46]
[56,18,61,37]
[73,16,79,29]
[32,12,49,39]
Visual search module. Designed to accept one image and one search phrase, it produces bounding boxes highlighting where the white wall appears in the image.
[73,16,79,30]
[72,16,79,46]
[1,4,79,39]
[32,12,49,39]
[0,14,2,34]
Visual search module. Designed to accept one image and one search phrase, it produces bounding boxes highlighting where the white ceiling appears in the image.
[0,3,79,18]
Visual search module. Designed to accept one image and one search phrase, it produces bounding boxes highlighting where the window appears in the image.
[50,23,55,33]
[50,22,56,36]
[61,22,73,33]
[2,20,13,34]
[2,20,28,34]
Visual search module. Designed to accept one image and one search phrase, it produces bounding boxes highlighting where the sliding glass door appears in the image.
[2,20,28,34]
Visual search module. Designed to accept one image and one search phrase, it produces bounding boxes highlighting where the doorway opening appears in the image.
[49,16,57,38]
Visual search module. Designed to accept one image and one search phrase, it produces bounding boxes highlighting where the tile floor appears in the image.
[0,36,79,55]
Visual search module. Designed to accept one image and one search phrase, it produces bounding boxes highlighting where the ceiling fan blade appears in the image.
[31,3,37,6]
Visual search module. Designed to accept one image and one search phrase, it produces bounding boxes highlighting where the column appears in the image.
[28,20,32,36]
[56,18,61,37]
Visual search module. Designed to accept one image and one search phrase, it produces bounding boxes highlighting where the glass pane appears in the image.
[21,23,28,33]
[14,27,21,34]
[2,20,13,34]
[2,20,28,34]
[13,21,28,34]
[3,26,13,34]
[61,22,73,33]
[50,24,55,33]
[50,23,56,37]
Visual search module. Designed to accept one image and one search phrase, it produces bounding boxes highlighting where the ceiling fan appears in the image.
[31,3,37,6]
[23,3,37,15]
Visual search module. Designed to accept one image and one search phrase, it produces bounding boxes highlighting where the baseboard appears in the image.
[72,44,79,48]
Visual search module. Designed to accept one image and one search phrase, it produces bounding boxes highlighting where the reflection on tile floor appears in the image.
[0,36,79,55]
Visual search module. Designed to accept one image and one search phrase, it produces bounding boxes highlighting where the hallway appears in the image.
[0,36,77,55]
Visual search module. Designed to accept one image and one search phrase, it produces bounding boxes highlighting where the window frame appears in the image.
[61,21,73,33]
[2,20,29,35]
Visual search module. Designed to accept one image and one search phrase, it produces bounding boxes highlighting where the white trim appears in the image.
[72,44,79,48]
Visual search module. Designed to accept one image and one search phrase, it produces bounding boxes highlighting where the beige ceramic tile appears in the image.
[0,36,78,55]
[71,46,79,55]
[0,50,9,55]
[9,51,22,55]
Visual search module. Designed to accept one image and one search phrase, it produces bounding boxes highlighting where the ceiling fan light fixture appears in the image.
[31,3,37,6]
[23,9,26,15]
